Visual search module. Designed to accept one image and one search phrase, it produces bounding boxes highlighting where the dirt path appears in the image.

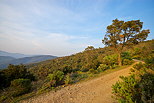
[21,63,137,103]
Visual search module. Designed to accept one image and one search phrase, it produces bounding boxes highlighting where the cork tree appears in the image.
[102,19,150,66]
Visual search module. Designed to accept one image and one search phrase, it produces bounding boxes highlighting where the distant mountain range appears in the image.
[0,51,57,69]
[0,50,32,58]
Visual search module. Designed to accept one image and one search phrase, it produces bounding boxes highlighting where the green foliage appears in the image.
[121,52,133,65]
[47,70,64,87]
[85,46,95,51]
[64,75,71,85]
[102,54,118,65]
[131,40,154,60]
[132,48,142,59]
[88,69,98,74]
[62,65,72,74]
[97,64,109,72]
[121,52,132,60]
[112,56,154,103]
[100,54,118,69]
[102,19,150,66]
[0,96,7,102]
[29,47,113,79]
[69,72,88,83]
[0,39,152,101]
[35,71,64,93]
[10,78,31,97]
[139,73,154,103]
[38,82,55,93]
[54,71,64,83]
[133,62,145,71]
[144,56,154,70]
[112,75,139,103]
[122,59,133,65]
[0,64,34,89]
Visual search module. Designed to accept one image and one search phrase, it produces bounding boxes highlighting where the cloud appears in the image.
[0,0,108,56]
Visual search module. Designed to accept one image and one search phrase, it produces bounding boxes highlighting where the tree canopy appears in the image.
[102,19,150,66]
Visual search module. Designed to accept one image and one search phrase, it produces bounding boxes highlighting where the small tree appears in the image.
[102,19,150,66]
[85,46,95,51]
[10,78,31,97]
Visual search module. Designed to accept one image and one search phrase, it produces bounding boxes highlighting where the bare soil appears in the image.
[21,63,137,103]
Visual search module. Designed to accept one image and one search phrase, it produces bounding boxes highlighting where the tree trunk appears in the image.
[118,52,122,66]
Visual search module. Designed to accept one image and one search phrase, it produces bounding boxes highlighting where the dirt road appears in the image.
[21,63,137,103]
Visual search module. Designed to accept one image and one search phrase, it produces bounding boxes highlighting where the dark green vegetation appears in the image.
[0,39,153,103]
[105,19,154,103]
[10,79,32,97]
[102,19,150,66]
[0,55,57,69]
[112,57,154,103]
[0,19,153,103]
[111,40,154,103]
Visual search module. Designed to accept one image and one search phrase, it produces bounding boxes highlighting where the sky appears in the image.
[0,0,154,56]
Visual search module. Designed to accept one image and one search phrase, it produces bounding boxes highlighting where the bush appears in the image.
[112,58,154,103]
[122,59,133,65]
[97,64,109,72]
[121,52,133,65]
[0,96,7,102]
[121,52,132,60]
[69,72,88,83]
[0,64,35,89]
[89,69,98,74]
[47,70,64,87]
[133,62,145,71]
[102,54,118,66]
[112,75,140,103]
[139,73,154,103]
[145,56,154,70]
[10,78,31,97]
[64,75,71,85]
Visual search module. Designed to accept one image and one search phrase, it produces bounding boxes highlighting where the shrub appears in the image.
[122,59,133,65]
[112,75,140,103]
[64,75,71,85]
[112,58,154,103]
[139,73,154,103]
[47,70,64,87]
[102,54,118,66]
[47,74,57,86]
[133,62,145,71]
[97,64,109,72]
[69,72,88,83]
[132,48,142,59]
[89,69,97,74]
[10,78,31,97]
[144,56,154,70]
[0,96,7,102]
[38,82,55,93]
[121,52,132,60]
[0,64,35,88]
[121,52,133,65]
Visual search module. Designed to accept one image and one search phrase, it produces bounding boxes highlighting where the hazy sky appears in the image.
[0,0,154,56]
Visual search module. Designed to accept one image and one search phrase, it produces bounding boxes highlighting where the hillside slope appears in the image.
[0,50,31,58]
[21,62,138,103]
[0,55,57,69]
[0,56,16,63]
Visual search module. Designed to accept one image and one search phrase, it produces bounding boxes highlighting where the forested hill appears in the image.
[0,40,153,103]
[29,40,154,79]
[0,50,30,58]
[0,55,57,69]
